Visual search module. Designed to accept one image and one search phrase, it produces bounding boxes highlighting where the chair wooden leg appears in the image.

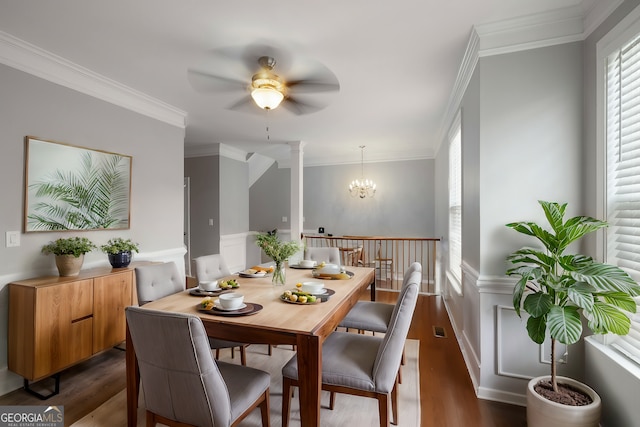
[215,349,220,359]
[145,410,156,427]
[282,377,293,427]
[231,347,235,359]
[377,394,390,427]
[259,389,270,427]
[391,376,399,425]
[268,344,272,355]
[239,346,247,366]
[329,391,336,410]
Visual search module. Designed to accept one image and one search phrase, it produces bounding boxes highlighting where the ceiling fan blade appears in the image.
[187,68,247,92]
[287,79,340,94]
[282,96,325,115]
[227,95,276,116]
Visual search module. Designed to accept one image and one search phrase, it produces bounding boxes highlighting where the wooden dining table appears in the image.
[126,265,374,427]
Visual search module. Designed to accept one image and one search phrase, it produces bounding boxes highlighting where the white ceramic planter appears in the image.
[527,376,601,427]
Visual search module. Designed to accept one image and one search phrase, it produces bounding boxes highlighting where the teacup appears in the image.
[199,280,218,291]
[301,281,324,294]
[300,259,316,268]
[218,292,244,309]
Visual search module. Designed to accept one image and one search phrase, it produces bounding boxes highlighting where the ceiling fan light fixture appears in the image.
[251,86,284,110]
[251,70,285,110]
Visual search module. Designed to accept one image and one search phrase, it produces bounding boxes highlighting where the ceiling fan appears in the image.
[187,44,340,115]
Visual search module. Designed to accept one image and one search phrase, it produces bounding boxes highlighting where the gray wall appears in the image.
[478,42,583,276]
[436,40,585,404]
[219,155,249,235]
[184,155,221,258]
[0,63,185,394]
[250,159,435,237]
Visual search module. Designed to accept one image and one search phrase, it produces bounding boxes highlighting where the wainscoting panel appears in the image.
[220,233,248,273]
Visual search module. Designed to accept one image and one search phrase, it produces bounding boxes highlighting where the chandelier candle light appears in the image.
[349,145,376,198]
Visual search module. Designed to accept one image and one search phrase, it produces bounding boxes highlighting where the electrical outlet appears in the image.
[6,231,20,247]
[282,216,288,223]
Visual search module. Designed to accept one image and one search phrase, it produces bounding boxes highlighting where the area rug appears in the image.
[72,339,420,427]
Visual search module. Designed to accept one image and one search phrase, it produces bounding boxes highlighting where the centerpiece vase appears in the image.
[272,261,286,286]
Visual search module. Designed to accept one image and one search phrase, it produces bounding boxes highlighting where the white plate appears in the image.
[308,288,327,295]
[214,301,247,311]
[196,285,222,292]
[290,264,317,269]
[238,271,267,278]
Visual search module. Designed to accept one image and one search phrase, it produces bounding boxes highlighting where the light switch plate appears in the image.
[6,231,20,247]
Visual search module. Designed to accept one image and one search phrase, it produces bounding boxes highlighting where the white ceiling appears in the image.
[0,0,610,165]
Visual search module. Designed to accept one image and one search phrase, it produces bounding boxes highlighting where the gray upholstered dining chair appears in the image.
[194,253,231,282]
[125,306,271,427]
[338,262,421,383]
[339,262,422,333]
[135,262,248,365]
[304,247,341,265]
[281,272,420,427]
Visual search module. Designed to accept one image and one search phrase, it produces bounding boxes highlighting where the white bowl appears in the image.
[199,280,218,291]
[300,259,316,268]
[301,281,324,294]
[218,292,244,309]
[318,264,340,274]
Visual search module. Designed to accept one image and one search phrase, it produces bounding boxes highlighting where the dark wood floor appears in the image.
[0,293,526,426]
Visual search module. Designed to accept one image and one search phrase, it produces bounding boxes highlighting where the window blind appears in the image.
[606,32,640,366]
[449,126,462,285]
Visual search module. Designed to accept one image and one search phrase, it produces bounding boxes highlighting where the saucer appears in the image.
[189,288,227,296]
[214,301,247,311]
[197,285,221,291]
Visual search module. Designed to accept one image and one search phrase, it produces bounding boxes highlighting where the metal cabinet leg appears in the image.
[23,373,60,400]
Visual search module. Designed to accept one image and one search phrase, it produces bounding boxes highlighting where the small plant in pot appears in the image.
[506,201,640,427]
[100,237,139,268]
[42,236,96,276]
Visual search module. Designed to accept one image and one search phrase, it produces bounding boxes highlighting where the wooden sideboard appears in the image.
[8,266,135,398]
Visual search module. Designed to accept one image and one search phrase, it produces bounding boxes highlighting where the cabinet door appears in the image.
[33,280,94,379]
[93,271,132,352]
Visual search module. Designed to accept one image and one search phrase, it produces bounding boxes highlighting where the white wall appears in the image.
[0,63,186,395]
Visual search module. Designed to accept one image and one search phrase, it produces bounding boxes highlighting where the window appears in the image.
[448,114,462,293]
[604,28,640,366]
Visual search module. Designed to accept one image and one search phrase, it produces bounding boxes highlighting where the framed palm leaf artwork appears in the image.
[24,136,132,232]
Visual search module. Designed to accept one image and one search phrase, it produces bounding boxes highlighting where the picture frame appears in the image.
[24,136,132,232]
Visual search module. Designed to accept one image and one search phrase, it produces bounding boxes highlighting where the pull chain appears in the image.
[265,109,271,141]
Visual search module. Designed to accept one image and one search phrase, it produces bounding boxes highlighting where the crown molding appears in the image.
[437,0,621,156]
[184,143,248,162]
[0,30,187,129]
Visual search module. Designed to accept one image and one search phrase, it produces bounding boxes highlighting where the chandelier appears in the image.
[349,146,376,198]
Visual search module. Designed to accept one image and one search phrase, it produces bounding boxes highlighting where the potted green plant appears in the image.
[506,201,640,427]
[100,237,139,268]
[255,230,301,286]
[42,236,96,276]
